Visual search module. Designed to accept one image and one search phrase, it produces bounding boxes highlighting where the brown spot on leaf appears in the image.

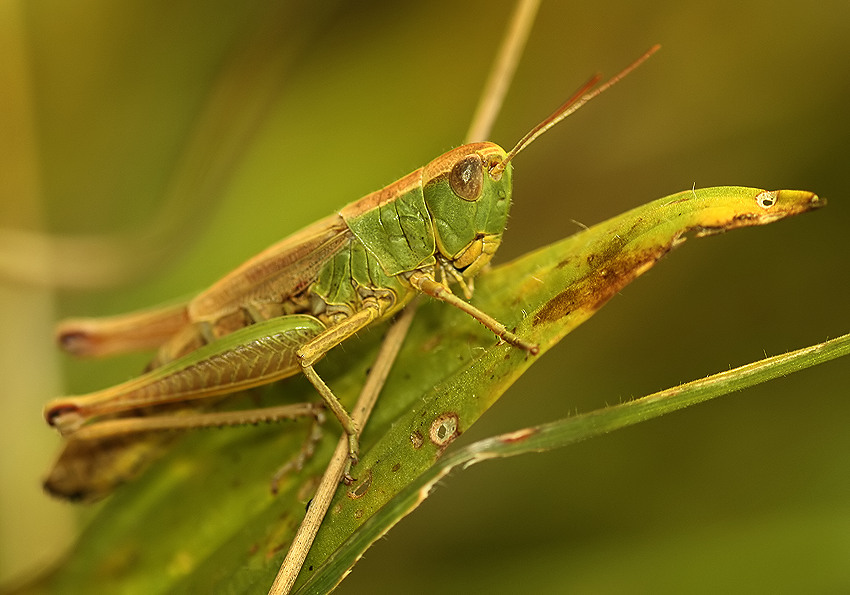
[410,430,424,449]
[532,286,577,326]
[429,412,461,452]
[420,333,441,353]
[533,244,669,327]
[556,255,575,269]
[500,427,538,444]
[347,469,372,499]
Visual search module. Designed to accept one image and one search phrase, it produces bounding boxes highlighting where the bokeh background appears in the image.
[1,0,848,592]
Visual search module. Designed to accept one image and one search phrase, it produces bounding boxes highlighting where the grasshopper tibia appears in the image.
[408,271,538,354]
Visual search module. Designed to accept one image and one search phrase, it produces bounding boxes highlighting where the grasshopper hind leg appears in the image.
[56,301,190,358]
[269,408,326,494]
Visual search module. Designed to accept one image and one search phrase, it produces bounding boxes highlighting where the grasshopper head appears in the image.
[422,142,512,279]
[418,46,660,281]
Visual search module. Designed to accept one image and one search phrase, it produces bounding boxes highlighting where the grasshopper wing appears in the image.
[188,213,352,323]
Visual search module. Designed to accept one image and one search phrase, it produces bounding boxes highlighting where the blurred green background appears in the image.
[1,0,848,592]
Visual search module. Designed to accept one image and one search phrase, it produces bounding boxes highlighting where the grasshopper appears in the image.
[43,43,659,502]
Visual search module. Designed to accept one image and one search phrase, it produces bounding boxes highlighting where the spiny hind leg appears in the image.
[269,408,326,494]
[65,402,326,440]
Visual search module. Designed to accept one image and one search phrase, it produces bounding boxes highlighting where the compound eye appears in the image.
[449,154,483,201]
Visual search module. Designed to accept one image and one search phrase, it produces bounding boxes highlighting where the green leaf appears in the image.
[26,186,839,595]
[298,332,850,594]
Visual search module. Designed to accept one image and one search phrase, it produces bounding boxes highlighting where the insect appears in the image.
[42,35,658,502]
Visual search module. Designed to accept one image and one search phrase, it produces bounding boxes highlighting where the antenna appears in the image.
[491,44,661,177]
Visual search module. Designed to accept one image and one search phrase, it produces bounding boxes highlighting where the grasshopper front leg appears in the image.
[408,270,539,354]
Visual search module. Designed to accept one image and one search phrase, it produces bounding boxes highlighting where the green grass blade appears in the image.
[297,332,850,593]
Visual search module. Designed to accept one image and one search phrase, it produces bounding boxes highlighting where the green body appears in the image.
[315,143,513,327]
